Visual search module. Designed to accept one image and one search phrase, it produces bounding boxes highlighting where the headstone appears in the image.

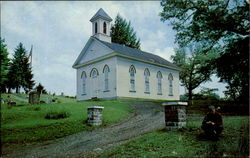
[29,91,40,104]
[162,101,188,130]
[7,101,16,108]
[61,92,64,96]
[1,98,4,104]
[87,106,104,126]
[45,97,51,104]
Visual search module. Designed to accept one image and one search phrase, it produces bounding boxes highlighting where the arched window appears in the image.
[168,73,173,96]
[81,71,87,94]
[95,22,98,34]
[103,65,110,91]
[129,65,136,91]
[144,68,150,93]
[90,68,99,78]
[157,71,162,94]
[103,22,107,34]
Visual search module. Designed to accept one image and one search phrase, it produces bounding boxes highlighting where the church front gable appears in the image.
[73,38,114,67]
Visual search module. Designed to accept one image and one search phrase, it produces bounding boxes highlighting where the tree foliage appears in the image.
[0,38,10,93]
[8,43,35,93]
[36,83,47,94]
[172,45,219,100]
[160,0,249,102]
[193,87,220,100]
[111,14,141,49]
[216,36,249,102]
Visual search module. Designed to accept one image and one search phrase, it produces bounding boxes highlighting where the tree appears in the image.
[171,45,219,100]
[36,83,45,94]
[216,36,249,103]
[111,14,141,49]
[160,0,249,102]
[22,53,35,93]
[193,87,220,100]
[8,43,35,93]
[0,37,10,93]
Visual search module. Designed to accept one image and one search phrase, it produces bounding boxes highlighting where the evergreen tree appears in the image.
[111,14,141,49]
[0,37,10,93]
[8,43,34,93]
[23,55,35,93]
[36,83,45,94]
[160,0,249,102]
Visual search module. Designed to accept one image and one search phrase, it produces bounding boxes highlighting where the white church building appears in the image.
[72,8,180,101]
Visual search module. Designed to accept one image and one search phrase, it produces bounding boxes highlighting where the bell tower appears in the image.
[90,8,112,43]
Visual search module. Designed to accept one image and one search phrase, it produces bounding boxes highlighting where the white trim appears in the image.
[73,37,180,71]
[72,36,114,68]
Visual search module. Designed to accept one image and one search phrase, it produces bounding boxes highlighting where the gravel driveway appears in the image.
[2,101,165,158]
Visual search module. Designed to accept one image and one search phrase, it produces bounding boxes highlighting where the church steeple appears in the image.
[90,8,112,43]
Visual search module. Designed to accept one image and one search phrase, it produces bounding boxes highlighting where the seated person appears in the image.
[201,105,223,138]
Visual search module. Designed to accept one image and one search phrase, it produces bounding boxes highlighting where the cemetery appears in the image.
[1,92,248,157]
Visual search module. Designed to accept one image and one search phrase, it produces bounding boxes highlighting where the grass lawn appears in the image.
[99,116,249,158]
[1,94,133,145]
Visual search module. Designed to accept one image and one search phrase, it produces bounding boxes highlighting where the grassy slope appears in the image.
[1,94,133,144]
[99,116,249,158]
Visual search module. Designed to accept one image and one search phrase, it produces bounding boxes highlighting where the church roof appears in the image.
[94,37,179,69]
[90,8,112,22]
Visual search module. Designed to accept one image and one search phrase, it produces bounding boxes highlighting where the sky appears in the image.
[1,1,227,97]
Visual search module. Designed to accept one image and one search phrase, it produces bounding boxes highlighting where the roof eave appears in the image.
[73,52,181,71]
[90,16,112,22]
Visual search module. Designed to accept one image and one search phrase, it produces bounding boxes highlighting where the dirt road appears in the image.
[2,102,165,158]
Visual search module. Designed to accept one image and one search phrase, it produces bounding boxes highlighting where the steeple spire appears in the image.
[90,8,112,22]
[90,8,112,43]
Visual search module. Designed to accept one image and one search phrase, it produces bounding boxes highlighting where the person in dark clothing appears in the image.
[201,105,223,139]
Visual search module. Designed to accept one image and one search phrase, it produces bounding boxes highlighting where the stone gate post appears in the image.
[162,101,188,130]
[87,106,104,126]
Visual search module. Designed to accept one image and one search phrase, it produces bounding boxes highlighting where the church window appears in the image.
[95,22,98,34]
[157,71,162,95]
[103,22,107,34]
[103,65,110,91]
[168,73,173,96]
[129,65,136,92]
[144,68,150,93]
[81,71,87,94]
[90,68,99,78]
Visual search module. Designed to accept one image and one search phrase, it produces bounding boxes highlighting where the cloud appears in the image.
[152,47,175,61]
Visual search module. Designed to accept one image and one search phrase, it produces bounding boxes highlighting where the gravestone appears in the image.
[1,98,4,104]
[45,97,51,104]
[29,91,40,104]
[162,101,188,130]
[87,106,104,126]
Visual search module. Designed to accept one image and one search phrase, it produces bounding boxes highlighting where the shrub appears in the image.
[40,100,46,104]
[45,111,70,120]
[27,106,41,111]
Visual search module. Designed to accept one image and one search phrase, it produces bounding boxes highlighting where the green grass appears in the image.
[1,93,28,105]
[99,116,249,158]
[1,97,133,144]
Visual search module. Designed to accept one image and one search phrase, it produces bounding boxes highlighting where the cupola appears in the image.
[90,8,112,43]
